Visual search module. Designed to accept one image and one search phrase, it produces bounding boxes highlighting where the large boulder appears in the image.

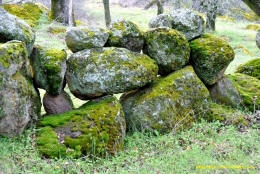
[43,90,73,115]
[66,47,158,100]
[36,96,126,159]
[209,77,242,108]
[236,58,260,80]
[0,41,41,137]
[65,27,109,53]
[120,66,210,134]
[0,7,35,54]
[190,34,235,86]
[148,14,173,28]
[170,9,205,41]
[256,30,260,49]
[143,28,190,75]
[30,46,67,95]
[227,73,260,112]
[107,20,144,52]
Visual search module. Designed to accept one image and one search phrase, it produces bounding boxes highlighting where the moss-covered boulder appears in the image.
[36,96,126,159]
[209,77,242,107]
[236,58,260,80]
[30,46,67,95]
[1,2,45,27]
[148,14,173,28]
[66,47,158,100]
[43,90,73,115]
[227,73,260,112]
[0,41,41,137]
[206,102,249,127]
[170,8,205,41]
[65,27,109,53]
[120,66,210,134]
[143,28,190,75]
[190,34,235,86]
[0,7,35,54]
[256,31,260,49]
[107,20,144,52]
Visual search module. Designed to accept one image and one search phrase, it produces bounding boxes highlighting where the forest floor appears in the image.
[0,2,260,173]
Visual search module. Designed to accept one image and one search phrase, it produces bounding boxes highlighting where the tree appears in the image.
[0,0,2,4]
[192,0,217,31]
[242,0,260,16]
[144,0,164,15]
[103,0,111,27]
[50,0,75,26]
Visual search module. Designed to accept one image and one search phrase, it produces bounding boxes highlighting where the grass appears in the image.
[0,2,260,174]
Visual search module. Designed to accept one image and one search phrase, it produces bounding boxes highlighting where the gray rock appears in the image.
[209,77,242,107]
[170,8,205,41]
[256,30,260,49]
[43,90,73,115]
[65,27,109,53]
[143,28,190,75]
[0,41,41,137]
[107,20,144,52]
[0,8,35,54]
[120,66,210,134]
[30,46,67,95]
[66,47,158,100]
[148,14,173,28]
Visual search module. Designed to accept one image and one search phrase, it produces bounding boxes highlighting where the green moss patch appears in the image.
[236,58,260,80]
[227,73,260,112]
[37,96,126,159]
[2,2,45,27]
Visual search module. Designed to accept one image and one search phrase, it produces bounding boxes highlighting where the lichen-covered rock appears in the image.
[66,47,158,100]
[206,102,248,127]
[0,41,41,137]
[227,73,260,112]
[143,28,190,75]
[43,90,73,115]
[0,7,35,54]
[120,66,210,134]
[65,27,109,53]
[2,2,45,27]
[256,31,260,49]
[36,96,126,159]
[236,58,260,80]
[107,20,144,52]
[148,14,173,28]
[190,34,235,85]
[209,77,242,107]
[30,46,67,95]
[170,9,205,41]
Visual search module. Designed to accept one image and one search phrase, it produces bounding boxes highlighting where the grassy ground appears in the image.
[0,2,260,174]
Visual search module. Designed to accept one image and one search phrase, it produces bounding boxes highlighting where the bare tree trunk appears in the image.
[157,0,164,15]
[50,0,75,26]
[242,0,260,16]
[103,0,111,27]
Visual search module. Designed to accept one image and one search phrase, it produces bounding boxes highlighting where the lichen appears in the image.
[227,73,260,112]
[189,34,235,85]
[37,96,125,159]
[236,58,260,80]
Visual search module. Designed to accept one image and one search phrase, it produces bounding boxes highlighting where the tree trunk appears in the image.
[0,0,2,4]
[242,0,260,16]
[156,0,164,15]
[50,0,75,26]
[103,0,111,27]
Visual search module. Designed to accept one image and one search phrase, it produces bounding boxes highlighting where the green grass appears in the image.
[1,2,260,173]
[0,121,259,173]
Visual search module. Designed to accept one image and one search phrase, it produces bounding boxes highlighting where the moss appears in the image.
[245,24,260,31]
[2,2,44,27]
[230,8,259,21]
[37,96,125,158]
[218,16,236,23]
[227,73,260,112]
[190,34,235,85]
[48,26,67,34]
[206,102,248,127]
[236,58,260,80]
